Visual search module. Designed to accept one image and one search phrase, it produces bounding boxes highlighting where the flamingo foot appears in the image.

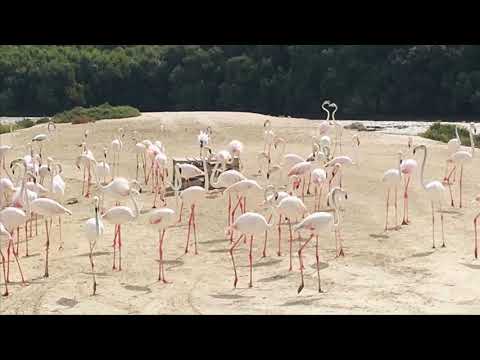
[277,251,281,257]
[2,291,8,297]
[401,219,408,225]
[297,283,304,294]
[161,279,172,284]
[249,282,253,288]
[233,277,238,288]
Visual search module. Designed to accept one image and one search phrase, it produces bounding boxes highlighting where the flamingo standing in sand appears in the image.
[0,222,19,296]
[227,140,244,171]
[382,151,403,231]
[111,128,125,177]
[30,196,72,278]
[96,177,142,213]
[85,196,104,295]
[318,100,332,136]
[443,124,462,183]
[330,103,343,155]
[95,147,111,185]
[266,188,308,271]
[413,145,447,249]
[227,212,273,288]
[31,133,48,159]
[294,187,348,294]
[102,189,140,270]
[132,131,147,182]
[325,134,360,188]
[152,151,169,208]
[76,151,96,198]
[149,207,176,282]
[400,137,418,225]
[311,167,328,211]
[445,123,476,208]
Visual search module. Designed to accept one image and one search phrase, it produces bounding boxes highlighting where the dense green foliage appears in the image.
[1,45,480,117]
[421,123,480,146]
[52,103,140,123]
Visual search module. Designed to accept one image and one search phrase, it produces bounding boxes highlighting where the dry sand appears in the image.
[1,111,480,315]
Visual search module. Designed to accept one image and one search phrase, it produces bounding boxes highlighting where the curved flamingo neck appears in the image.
[455,125,460,142]
[469,126,475,158]
[418,146,428,191]
[322,105,330,121]
[130,193,139,219]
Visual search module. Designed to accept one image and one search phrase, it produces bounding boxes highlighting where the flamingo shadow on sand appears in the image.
[56,297,79,308]
[411,251,435,258]
[369,233,390,239]
[460,263,480,270]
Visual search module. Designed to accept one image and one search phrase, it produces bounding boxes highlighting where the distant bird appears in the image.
[101,189,140,270]
[400,138,418,225]
[31,133,49,158]
[227,140,244,171]
[325,135,361,188]
[227,212,273,288]
[413,145,447,249]
[294,187,348,294]
[311,167,328,211]
[95,147,111,185]
[85,196,104,295]
[443,124,461,183]
[330,102,343,155]
[76,152,96,198]
[318,100,332,135]
[110,128,125,177]
[132,131,147,182]
[149,207,176,282]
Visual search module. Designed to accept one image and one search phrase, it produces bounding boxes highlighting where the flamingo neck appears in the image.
[331,190,340,226]
[130,193,139,219]
[455,126,460,142]
[470,126,475,158]
[322,105,330,121]
[210,161,221,188]
[419,146,428,191]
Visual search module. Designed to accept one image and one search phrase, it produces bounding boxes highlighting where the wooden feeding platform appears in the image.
[170,156,240,191]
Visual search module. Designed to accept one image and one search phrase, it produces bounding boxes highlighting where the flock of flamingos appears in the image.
[0,100,479,300]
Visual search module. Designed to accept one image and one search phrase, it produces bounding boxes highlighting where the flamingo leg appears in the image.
[158,230,163,281]
[306,174,311,195]
[394,186,398,229]
[35,214,38,236]
[440,204,446,248]
[315,235,323,293]
[227,194,231,227]
[297,234,314,294]
[10,232,25,284]
[112,224,118,270]
[402,176,411,225]
[262,213,272,258]
[384,188,390,231]
[0,248,8,296]
[89,242,96,295]
[459,165,463,208]
[58,216,63,250]
[185,208,193,254]
[248,235,254,288]
[177,202,184,223]
[277,214,282,256]
[431,202,436,249]
[44,219,50,278]
[192,204,198,255]
[474,214,480,259]
[288,218,293,272]
[229,234,245,288]
[6,239,11,282]
[446,166,456,207]
[118,225,122,271]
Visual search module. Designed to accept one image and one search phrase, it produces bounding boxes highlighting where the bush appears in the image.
[35,117,51,124]
[16,118,35,129]
[52,103,140,124]
[420,123,480,147]
[72,116,95,125]
[0,124,12,134]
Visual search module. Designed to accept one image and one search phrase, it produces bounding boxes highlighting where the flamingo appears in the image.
[266,188,308,270]
[330,102,343,155]
[208,153,246,227]
[85,196,104,295]
[294,187,348,293]
[445,123,476,208]
[96,177,142,212]
[263,119,275,159]
[318,100,332,136]
[148,207,176,282]
[198,130,209,157]
[0,144,12,178]
[400,138,418,225]
[325,135,361,188]
[31,133,48,158]
[30,197,72,278]
[0,222,17,296]
[311,167,328,211]
[287,152,327,200]
[76,151,96,197]
[223,179,264,232]
[132,131,147,181]
[49,163,66,249]
[38,156,54,185]
[262,185,290,257]
[413,145,447,249]
[382,151,403,231]
[227,140,244,171]
[152,151,169,208]
[443,124,461,183]
[102,189,140,270]
[171,155,209,254]
[110,127,125,177]
[95,147,111,185]
[227,212,273,288]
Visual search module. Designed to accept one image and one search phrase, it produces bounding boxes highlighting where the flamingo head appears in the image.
[322,100,331,107]
[408,137,413,149]
[198,131,209,148]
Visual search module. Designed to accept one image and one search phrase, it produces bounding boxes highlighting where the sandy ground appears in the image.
[1,111,480,315]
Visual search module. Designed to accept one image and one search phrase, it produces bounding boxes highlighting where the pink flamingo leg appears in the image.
[315,235,323,293]
[474,214,480,259]
[248,235,254,288]
[44,219,50,278]
[185,208,193,254]
[297,234,314,294]
[227,194,231,227]
[277,214,282,256]
[192,204,198,255]
[0,247,8,296]
[118,225,122,271]
[402,176,411,225]
[288,218,293,271]
[112,224,118,270]
[262,213,272,258]
[459,165,463,208]
[229,234,245,288]
[384,189,390,231]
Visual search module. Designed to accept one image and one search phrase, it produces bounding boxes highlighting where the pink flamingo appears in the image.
[443,124,461,184]
[324,135,360,188]
[149,208,176,282]
[227,212,273,288]
[311,167,328,211]
[382,152,403,231]
[84,196,104,295]
[400,137,418,225]
[294,187,348,293]
[101,189,140,270]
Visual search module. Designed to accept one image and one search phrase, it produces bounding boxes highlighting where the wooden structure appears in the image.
[171,156,240,191]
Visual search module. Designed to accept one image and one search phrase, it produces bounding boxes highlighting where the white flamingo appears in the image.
[330,103,343,155]
[30,197,72,278]
[445,123,476,208]
[294,187,348,293]
[95,147,111,185]
[443,124,461,183]
[227,140,244,171]
[400,137,418,225]
[110,127,125,177]
[227,212,273,288]
[132,131,147,181]
[318,100,332,136]
[85,196,104,295]
[382,151,403,231]
[413,144,447,249]
[148,207,176,283]
[324,135,360,188]
[101,189,140,270]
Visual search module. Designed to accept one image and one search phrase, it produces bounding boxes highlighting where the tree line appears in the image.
[1,45,480,118]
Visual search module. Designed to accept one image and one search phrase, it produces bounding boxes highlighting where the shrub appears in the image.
[420,123,480,147]
[52,103,140,124]
[72,116,95,125]
[35,117,51,124]
[16,118,35,129]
